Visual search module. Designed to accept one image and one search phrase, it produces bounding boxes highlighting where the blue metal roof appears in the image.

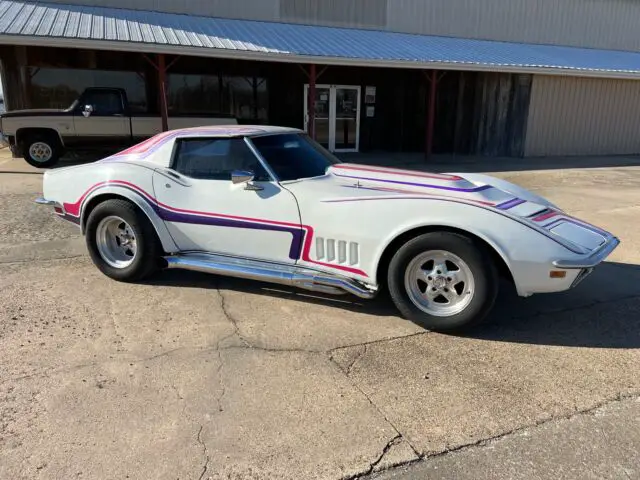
[2,0,640,78]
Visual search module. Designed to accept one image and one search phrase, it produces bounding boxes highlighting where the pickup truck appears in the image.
[0,87,237,168]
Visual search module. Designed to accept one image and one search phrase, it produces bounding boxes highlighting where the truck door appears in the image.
[72,89,130,149]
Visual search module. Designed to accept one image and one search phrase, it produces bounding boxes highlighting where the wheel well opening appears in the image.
[376,226,515,290]
[16,128,62,147]
[80,193,128,232]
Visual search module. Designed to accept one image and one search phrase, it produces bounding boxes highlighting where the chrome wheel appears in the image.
[29,142,53,163]
[95,216,137,269]
[404,250,475,317]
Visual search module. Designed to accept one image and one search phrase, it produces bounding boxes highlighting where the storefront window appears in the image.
[168,73,268,122]
[222,76,268,123]
[167,74,220,114]
[29,68,147,112]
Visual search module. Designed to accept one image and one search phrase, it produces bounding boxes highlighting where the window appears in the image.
[29,68,147,112]
[80,90,124,115]
[251,133,340,182]
[172,138,270,181]
[168,74,220,114]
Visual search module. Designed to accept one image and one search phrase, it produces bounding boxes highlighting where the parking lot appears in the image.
[1,150,639,479]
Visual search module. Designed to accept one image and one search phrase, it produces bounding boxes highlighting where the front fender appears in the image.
[365,200,574,296]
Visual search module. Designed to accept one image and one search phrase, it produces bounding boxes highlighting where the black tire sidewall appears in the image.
[85,199,159,282]
[23,135,61,168]
[387,232,498,332]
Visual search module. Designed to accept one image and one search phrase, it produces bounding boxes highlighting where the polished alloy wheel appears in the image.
[404,249,475,317]
[95,216,138,269]
[29,142,53,163]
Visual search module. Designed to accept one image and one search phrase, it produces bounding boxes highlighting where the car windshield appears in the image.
[250,133,341,182]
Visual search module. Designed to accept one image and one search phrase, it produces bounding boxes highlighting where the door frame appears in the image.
[304,84,361,153]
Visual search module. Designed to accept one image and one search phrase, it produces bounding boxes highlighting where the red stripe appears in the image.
[63,180,367,277]
[533,210,559,222]
[333,164,463,181]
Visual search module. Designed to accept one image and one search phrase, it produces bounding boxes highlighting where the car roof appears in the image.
[171,125,302,138]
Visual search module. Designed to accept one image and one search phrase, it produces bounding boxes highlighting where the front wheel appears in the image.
[85,199,161,282]
[387,232,498,332]
[23,134,62,168]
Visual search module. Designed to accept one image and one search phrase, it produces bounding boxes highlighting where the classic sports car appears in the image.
[36,125,619,331]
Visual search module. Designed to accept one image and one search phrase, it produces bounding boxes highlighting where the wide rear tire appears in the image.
[387,232,499,332]
[85,199,161,282]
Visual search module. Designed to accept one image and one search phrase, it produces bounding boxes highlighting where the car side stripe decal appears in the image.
[64,181,367,277]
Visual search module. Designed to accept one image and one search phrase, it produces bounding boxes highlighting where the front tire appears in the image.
[23,134,62,168]
[85,199,161,282]
[387,232,498,332]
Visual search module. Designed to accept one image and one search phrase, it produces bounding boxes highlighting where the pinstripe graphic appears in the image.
[62,181,368,277]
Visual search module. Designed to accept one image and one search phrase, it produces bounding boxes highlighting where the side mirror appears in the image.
[231,170,263,191]
[82,104,94,118]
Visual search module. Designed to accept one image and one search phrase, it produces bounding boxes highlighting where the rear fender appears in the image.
[80,186,178,253]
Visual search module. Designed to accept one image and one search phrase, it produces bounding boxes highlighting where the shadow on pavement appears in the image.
[148,261,640,349]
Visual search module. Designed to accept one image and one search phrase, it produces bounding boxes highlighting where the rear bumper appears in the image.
[35,197,57,206]
[552,236,620,269]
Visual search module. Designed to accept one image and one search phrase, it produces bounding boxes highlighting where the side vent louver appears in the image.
[315,237,360,266]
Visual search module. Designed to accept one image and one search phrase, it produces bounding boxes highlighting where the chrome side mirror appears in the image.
[82,104,94,118]
[231,170,263,191]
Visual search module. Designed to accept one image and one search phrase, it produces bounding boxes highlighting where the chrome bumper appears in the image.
[35,197,57,206]
[553,237,620,269]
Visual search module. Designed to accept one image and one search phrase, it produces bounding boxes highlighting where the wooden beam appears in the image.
[157,53,169,132]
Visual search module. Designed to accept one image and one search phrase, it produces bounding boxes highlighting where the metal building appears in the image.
[2,0,640,157]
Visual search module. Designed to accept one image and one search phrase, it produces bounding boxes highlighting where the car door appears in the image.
[72,89,130,148]
[152,136,303,264]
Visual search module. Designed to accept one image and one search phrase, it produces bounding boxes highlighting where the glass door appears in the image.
[304,85,361,152]
[333,86,360,152]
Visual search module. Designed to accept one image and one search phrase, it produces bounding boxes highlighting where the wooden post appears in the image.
[157,54,169,132]
[425,69,437,159]
[308,64,316,140]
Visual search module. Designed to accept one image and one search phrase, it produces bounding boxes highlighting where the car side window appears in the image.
[80,91,124,116]
[172,138,270,181]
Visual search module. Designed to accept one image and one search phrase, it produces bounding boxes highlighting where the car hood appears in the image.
[324,163,555,216]
[312,163,612,254]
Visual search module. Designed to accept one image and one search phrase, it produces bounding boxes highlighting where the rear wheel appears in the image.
[387,232,498,332]
[85,199,161,282]
[23,133,62,168]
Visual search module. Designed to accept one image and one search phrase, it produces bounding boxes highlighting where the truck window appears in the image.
[81,90,124,116]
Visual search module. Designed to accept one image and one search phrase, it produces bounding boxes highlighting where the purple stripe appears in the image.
[333,173,492,193]
[496,198,526,210]
[87,184,304,260]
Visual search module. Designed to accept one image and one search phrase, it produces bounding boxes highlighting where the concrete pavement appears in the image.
[1,151,639,479]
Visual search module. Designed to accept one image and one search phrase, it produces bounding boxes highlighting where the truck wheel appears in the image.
[23,134,62,168]
[387,232,499,332]
[85,199,161,282]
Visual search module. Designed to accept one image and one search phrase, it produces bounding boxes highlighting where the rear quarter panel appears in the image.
[43,161,178,253]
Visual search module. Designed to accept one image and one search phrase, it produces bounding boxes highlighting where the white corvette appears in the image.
[36,126,619,331]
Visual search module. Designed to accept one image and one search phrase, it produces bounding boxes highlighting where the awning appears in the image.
[3,0,640,80]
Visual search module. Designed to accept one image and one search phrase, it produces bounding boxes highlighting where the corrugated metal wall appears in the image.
[280,0,386,28]
[386,0,640,51]
[42,0,640,52]
[525,75,640,156]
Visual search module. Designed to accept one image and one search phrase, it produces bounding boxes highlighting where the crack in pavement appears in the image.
[327,355,421,461]
[342,434,403,480]
[357,391,640,479]
[196,425,210,480]
[216,286,252,348]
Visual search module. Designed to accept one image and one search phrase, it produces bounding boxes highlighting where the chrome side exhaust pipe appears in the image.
[164,254,376,299]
